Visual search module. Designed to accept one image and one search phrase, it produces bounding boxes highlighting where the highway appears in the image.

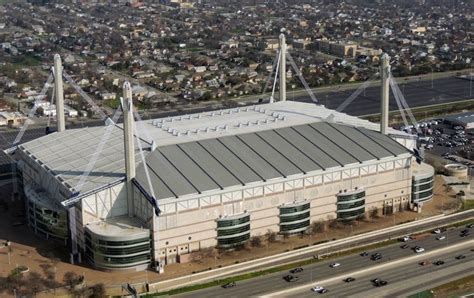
[283,243,473,298]
[176,225,473,297]
[294,76,473,116]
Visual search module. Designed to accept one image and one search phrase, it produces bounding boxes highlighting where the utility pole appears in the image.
[279,34,286,102]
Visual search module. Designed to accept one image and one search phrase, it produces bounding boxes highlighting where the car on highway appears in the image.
[283,275,299,282]
[344,277,356,283]
[311,286,323,292]
[460,230,470,237]
[433,228,441,234]
[467,224,474,229]
[360,251,369,257]
[414,246,425,253]
[329,263,341,268]
[290,267,303,274]
[222,282,236,289]
[434,260,445,266]
[455,255,466,260]
[401,235,413,242]
[319,288,329,294]
[372,278,388,287]
[436,235,446,240]
[401,244,409,249]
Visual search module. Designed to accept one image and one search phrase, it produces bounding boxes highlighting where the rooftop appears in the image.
[18,101,412,201]
[444,112,474,126]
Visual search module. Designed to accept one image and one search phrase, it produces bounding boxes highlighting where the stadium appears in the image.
[13,50,434,272]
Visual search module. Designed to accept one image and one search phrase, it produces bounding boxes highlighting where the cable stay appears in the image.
[287,52,318,104]
[65,107,123,206]
[13,72,54,145]
[46,84,55,130]
[260,50,280,102]
[133,110,154,145]
[389,75,421,135]
[133,121,160,216]
[62,71,108,121]
[336,72,380,112]
[269,50,281,103]
[389,77,410,132]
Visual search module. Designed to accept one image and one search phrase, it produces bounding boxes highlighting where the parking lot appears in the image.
[397,118,474,171]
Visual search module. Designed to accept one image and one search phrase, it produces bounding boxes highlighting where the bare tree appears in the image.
[311,220,325,234]
[90,283,106,298]
[370,207,379,220]
[265,229,277,243]
[250,236,262,247]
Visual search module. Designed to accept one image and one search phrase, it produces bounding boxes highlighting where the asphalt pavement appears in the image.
[176,225,473,298]
[296,246,473,297]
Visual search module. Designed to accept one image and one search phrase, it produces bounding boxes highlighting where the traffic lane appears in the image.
[222,215,474,276]
[295,77,472,116]
[204,214,474,281]
[297,247,474,298]
[176,226,473,298]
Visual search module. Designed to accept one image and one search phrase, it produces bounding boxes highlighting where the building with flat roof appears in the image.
[444,112,474,129]
[13,100,437,270]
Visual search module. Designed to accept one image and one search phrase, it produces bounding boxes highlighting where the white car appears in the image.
[311,286,323,292]
[415,247,425,253]
[330,263,341,268]
[433,229,441,234]
[436,236,446,240]
[402,236,412,242]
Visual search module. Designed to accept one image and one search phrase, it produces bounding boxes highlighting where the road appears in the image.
[176,225,473,297]
[288,243,473,298]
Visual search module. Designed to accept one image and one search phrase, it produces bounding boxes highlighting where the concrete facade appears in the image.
[134,156,412,264]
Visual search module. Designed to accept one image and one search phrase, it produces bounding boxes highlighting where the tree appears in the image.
[63,271,82,288]
[90,283,106,298]
[250,236,262,248]
[265,230,277,243]
[370,207,379,220]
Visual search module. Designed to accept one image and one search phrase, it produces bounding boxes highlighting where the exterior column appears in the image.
[122,82,135,216]
[380,53,390,135]
[53,54,65,132]
[279,34,286,102]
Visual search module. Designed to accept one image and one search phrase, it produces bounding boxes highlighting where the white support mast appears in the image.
[279,34,287,102]
[54,54,66,132]
[122,81,136,216]
[380,53,390,135]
